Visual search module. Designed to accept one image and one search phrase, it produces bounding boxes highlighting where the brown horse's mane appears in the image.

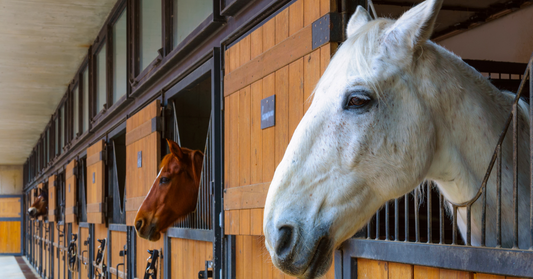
[159,153,174,169]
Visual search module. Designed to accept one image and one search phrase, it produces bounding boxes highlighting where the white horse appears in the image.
[263,0,531,278]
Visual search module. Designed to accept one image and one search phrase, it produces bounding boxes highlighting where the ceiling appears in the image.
[1,0,530,165]
[0,0,116,165]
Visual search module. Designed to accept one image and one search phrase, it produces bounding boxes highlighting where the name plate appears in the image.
[261,95,275,129]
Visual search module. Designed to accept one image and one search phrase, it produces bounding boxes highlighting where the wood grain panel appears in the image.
[390,263,414,279]
[110,231,128,279]
[251,27,263,59]
[262,17,276,52]
[239,86,251,186]
[275,9,289,44]
[414,265,440,279]
[0,197,21,218]
[125,99,161,226]
[474,274,505,279]
[320,0,337,15]
[358,258,388,279]
[224,182,269,210]
[288,58,304,139]
[262,73,276,182]
[136,235,164,279]
[304,0,321,26]
[303,49,321,112]
[240,209,251,235]
[275,66,289,166]
[228,93,240,188]
[48,175,57,222]
[250,208,263,236]
[0,221,21,253]
[240,35,251,66]
[224,25,313,96]
[439,270,473,279]
[289,0,304,36]
[250,80,263,185]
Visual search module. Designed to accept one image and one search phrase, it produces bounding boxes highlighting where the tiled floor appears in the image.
[0,256,40,279]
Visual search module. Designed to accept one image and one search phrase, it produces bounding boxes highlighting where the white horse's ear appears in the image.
[385,0,443,49]
[346,6,372,38]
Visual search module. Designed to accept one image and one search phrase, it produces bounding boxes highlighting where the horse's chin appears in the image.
[148,232,162,242]
[298,239,333,279]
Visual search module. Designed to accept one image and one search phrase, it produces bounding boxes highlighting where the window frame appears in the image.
[107,121,127,225]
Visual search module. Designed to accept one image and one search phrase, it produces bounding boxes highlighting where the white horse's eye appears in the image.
[347,96,371,108]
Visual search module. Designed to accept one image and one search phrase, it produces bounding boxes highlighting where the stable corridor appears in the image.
[0,256,40,279]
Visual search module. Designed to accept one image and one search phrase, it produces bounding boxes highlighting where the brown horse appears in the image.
[135,139,204,241]
[28,188,48,219]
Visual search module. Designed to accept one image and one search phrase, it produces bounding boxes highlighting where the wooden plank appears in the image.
[288,58,304,139]
[320,43,337,75]
[474,274,505,279]
[225,95,230,189]
[48,175,56,222]
[304,0,321,26]
[224,182,269,210]
[228,93,240,188]
[250,80,263,185]
[224,25,313,97]
[243,235,253,279]
[252,236,263,279]
[240,35,251,66]
[275,9,289,44]
[0,197,21,218]
[390,263,414,279]
[230,210,240,235]
[275,66,289,166]
[229,41,240,73]
[303,49,321,112]
[262,74,276,182]
[236,235,244,279]
[251,26,263,59]
[125,116,158,146]
[225,211,231,235]
[262,17,276,53]
[440,269,473,279]
[320,0,337,16]
[240,209,251,235]
[126,100,160,132]
[414,265,440,279]
[250,208,263,236]
[0,221,21,253]
[289,0,304,36]
[239,86,251,186]
[125,196,145,211]
[358,259,388,279]
[262,239,273,279]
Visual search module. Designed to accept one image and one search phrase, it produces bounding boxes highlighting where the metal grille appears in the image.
[173,119,213,230]
[355,57,533,253]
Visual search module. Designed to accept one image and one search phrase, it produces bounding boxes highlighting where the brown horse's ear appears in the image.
[167,139,184,159]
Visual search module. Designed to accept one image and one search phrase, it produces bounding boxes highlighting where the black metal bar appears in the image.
[404,193,409,242]
[513,100,519,249]
[452,206,458,245]
[394,198,399,241]
[385,202,389,240]
[427,183,432,243]
[166,228,214,242]
[481,186,487,247]
[439,194,444,244]
[497,145,502,247]
[366,220,371,239]
[375,208,380,240]
[414,191,419,243]
[467,205,471,246]
[341,239,533,278]
[530,62,533,250]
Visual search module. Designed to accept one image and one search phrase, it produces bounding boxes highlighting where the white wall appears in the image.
[438,4,533,63]
[0,165,23,195]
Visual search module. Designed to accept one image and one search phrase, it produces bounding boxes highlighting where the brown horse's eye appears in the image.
[347,96,371,108]
[160,177,170,184]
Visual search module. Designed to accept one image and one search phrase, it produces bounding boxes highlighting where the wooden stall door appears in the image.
[65,159,77,223]
[124,100,165,279]
[48,175,57,222]
[110,230,128,279]
[223,0,338,278]
[87,140,105,224]
[0,195,22,254]
[124,100,161,226]
[79,227,90,279]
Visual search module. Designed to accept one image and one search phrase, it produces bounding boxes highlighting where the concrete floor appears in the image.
[0,256,40,279]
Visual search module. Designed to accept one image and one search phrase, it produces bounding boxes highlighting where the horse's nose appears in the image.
[135,219,144,232]
[274,225,296,261]
[28,208,36,217]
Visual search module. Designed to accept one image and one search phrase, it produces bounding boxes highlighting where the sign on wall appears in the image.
[261,95,275,129]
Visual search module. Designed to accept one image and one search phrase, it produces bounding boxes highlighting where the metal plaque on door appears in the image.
[261,95,275,129]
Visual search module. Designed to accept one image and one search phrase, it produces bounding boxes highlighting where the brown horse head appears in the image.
[135,139,204,241]
[28,188,48,219]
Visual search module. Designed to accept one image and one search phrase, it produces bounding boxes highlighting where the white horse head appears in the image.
[263,0,530,277]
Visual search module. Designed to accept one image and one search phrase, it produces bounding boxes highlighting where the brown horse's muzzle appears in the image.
[28,207,38,219]
[135,216,162,241]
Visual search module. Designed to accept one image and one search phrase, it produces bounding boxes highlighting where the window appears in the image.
[139,0,162,71]
[96,44,107,114]
[46,129,50,164]
[173,0,212,47]
[82,67,89,133]
[60,105,65,152]
[113,9,128,103]
[73,85,79,138]
[55,116,59,156]
[108,130,126,224]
